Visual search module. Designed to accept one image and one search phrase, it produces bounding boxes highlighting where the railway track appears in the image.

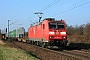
[80,49,90,53]
[61,50,90,60]
[72,50,90,55]
[3,40,90,60]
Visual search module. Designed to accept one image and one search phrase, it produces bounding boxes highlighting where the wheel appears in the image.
[35,41,37,46]
[44,43,49,48]
[26,40,30,44]
[58,46,63,51]
[41,42,45,48]
[50,46,53,49]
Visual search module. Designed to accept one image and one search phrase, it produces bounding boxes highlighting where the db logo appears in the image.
[56,32,59,34]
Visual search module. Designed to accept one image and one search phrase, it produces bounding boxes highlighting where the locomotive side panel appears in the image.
[28,26,39,42]
[42,20,49,42]
[36,25,42,39]
[28,20,49,42]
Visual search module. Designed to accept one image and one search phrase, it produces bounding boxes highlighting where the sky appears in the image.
[0,0,90,31]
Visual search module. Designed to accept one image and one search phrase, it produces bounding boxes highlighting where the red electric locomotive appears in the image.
[27,18,68,50]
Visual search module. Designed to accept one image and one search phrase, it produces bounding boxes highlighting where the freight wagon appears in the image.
[27,18,68,50]
[9,27,25,41]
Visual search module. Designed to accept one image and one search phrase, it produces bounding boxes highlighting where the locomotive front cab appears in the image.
[48,20,68,46]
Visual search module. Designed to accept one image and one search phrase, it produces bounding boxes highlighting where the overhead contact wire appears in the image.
[52,2,90,16]
[41,0,61,12]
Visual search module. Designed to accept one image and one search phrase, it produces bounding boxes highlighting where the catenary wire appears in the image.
[65,0,85,9]
[52,1,90,17]
[21,0,62,25]
[51,0,85,16]
[41,0,61,12]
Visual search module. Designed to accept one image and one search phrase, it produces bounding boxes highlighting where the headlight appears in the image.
[49,32,55,34]
[62,36,66,38]
[60,32,66,34]
[50,36,52,38]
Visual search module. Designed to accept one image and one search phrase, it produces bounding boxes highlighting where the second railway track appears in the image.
[61,50,90,60]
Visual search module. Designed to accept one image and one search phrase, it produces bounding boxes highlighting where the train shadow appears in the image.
[66,43,90,50]
[49,43,90,51]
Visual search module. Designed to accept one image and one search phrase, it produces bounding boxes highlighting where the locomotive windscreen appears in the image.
[57,24,64,29]
[49,23,56,29]
[49,22,64,29]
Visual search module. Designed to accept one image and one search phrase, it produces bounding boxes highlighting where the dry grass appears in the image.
[0,40,5,45]
[67,23,90,44]
[68,35,90,44]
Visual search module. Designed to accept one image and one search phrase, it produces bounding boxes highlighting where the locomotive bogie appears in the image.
[49,40,68,46]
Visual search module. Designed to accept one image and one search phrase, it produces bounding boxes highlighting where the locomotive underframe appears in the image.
[27,38,68,47]
[49,40,68,46]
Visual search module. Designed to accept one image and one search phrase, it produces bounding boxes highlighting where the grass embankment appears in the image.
[0,44,39,60]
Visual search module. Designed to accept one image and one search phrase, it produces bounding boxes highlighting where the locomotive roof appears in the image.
[30,18,66,27]
[44,18,55,21]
